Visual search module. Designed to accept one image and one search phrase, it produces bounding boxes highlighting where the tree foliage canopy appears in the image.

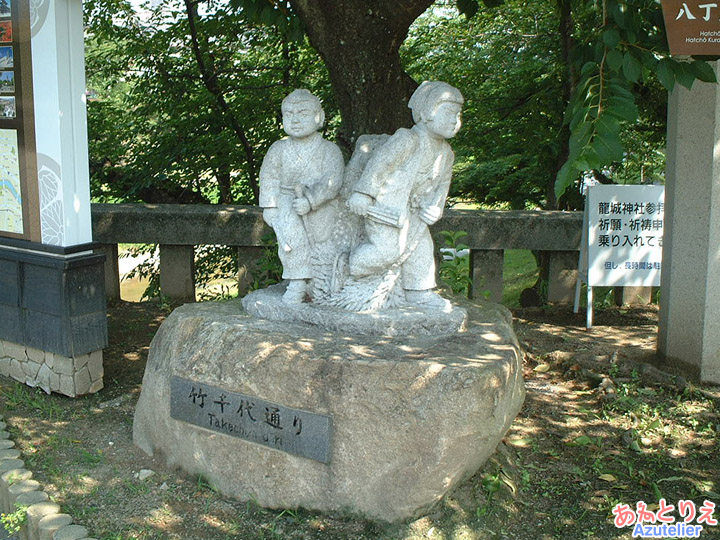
[85,0,716,211]
[551,0,716,199]
[85,0,333,205]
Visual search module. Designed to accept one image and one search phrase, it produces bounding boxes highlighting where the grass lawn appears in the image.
[502,250,539,308]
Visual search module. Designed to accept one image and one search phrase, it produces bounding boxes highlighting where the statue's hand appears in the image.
[347,192,373,216]
[419,205,442,225]
[263,208,279,227]
[293,196,312,216]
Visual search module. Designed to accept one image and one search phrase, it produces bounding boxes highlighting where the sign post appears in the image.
[574,185,665,328]
[0,0,106,397]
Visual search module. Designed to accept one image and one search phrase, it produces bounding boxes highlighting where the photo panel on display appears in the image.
[0,71,13,93]
[0,21,11,42]
[0,95,15,117]
[0,1,10,19]
[0,46,12,69]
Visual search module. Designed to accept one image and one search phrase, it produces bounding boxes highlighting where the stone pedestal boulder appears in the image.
[133,298,524,522]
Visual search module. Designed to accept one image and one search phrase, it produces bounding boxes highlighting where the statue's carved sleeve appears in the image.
[259,141,283,209]
[424,147,455,215]
[305,142,345,210]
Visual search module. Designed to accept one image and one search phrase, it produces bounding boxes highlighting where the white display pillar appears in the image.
[658,61,720,384]
[0,1,105,398]
[31,0,91,246]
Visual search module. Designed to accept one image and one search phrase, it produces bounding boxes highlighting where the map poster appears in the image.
[586,185,665,287]
[0,127,22,234]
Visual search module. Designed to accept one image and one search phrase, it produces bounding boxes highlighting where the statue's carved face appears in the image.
[423,101,462,140]
[282,101,322,139]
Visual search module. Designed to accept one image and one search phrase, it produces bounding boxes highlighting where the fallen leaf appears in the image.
[567,435,593,446]
[657,476,684,484]
[506,437,533,447]
[501,474,517,494]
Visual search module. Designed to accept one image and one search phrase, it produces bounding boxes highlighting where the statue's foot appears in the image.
[282,280,307,304]
[405,289,451,309]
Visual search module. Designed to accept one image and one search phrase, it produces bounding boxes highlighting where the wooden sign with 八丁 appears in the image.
[662,0,720,55]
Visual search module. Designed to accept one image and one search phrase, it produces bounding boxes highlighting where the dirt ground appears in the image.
[0,300,717,540]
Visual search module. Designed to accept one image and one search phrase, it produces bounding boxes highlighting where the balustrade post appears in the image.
[546,250,578,304]
[237,246,264,296]
[159,245,196,303]
[97,243,120,301]
[614,286,653,306]
[469,249,504,302]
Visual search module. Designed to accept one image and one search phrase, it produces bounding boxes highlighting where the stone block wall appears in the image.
[0,340,103,397]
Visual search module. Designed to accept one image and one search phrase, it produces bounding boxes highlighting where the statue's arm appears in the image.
[304,143,345,210]
[419,148,455,225]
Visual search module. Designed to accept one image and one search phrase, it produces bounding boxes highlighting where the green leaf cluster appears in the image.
[227,0,304,42]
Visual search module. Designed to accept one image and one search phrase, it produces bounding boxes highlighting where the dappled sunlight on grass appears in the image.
[0,301,716,539]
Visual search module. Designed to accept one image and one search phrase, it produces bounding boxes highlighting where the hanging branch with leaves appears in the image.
[457,0,718,200]
[553,0,717,198]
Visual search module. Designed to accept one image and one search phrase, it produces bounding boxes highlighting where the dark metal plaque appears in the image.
[170,376,332,463]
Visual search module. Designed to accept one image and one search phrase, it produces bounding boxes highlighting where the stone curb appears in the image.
[0,415,97,540]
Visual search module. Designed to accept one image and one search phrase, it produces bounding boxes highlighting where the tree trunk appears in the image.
[289,0,433,154]
[550,0,575,211]
[184,0,260,203]
[524,0,577,307]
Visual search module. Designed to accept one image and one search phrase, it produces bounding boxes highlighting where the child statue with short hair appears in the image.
[259,89,345,304]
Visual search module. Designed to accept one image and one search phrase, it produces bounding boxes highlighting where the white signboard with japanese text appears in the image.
[586,185,665,287]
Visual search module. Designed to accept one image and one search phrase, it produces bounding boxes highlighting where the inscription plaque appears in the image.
[170,376,332,463]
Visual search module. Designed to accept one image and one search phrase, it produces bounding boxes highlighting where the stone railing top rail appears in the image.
[91,203,583,251]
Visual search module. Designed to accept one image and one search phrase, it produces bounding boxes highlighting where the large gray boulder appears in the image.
[133,298,524,522]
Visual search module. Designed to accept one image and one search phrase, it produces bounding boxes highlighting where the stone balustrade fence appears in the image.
[91,204,649,305]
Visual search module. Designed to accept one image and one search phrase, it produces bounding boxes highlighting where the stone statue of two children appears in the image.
[259,82,464,312]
